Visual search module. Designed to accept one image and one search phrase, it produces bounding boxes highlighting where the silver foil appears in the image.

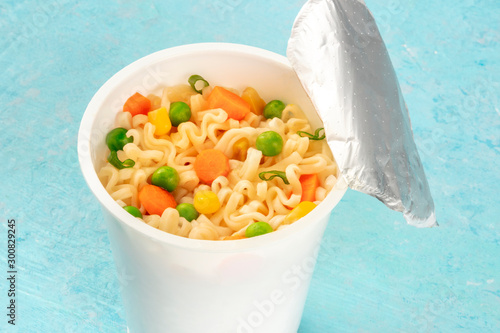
[287,0,437,227]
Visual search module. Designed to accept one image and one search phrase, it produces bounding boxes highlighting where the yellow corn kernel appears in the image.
[241,87,266,115]
[232,137,250,161]
[283,201,317,225]
[193,190,220,215]
[148,107,171,136]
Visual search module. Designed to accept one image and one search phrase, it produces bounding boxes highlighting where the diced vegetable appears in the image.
[124,206,142,218]
[283,201,317,225]
[193,190,220,214]
[245,221,273,238]
[256,131,283,156]
[107,150,135,169]
[299,173,319,202]
[232,137,250,161]
[263,100,285,119]
[106,128,133,151]
[123,92,151,116]
[176,203,199,222]
[166,84,197,104]
[194,149,230,185]
[169,101,192,127]
[258,170,289,184]
[151,166,180,192]
[148,107,172,136]
[207,86,251,120]
[297,128,326,141]
[188,75,210,94]
[147,94,162,110]
[241,87,266,115]
[139,184,177,216]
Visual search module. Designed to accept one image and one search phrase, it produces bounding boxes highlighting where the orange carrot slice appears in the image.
[207,86,251,120]
[138,184,177,216]
[194,149,230,185]
[123,92,151,116]
[299,174,319,202]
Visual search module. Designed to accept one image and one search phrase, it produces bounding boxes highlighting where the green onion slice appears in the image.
[259,171,290,185]
[108,150,135,169]
[297,128,326,140]
[188,75,210,94]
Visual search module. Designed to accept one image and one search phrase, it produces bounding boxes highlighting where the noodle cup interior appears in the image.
[78,43,347,252]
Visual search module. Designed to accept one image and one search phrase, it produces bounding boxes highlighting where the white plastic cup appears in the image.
[78,43,347,333]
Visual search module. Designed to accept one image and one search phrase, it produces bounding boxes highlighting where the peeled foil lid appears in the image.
[287,0,437,227]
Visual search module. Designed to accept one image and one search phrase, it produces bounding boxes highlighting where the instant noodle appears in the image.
[98,76,339,241]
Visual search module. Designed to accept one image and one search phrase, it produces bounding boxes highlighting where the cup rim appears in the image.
[78,42,347,252]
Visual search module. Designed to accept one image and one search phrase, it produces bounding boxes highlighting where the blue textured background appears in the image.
[1,0,499,332]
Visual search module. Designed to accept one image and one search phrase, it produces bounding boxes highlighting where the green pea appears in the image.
[245,221,273,238]
[176,203,199,222]
[124,206,142,218]
[106,127,133,151]
[263,100,286,119]
[256,131,283,157]
[169,101,192,127]
[151,166,180,192]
